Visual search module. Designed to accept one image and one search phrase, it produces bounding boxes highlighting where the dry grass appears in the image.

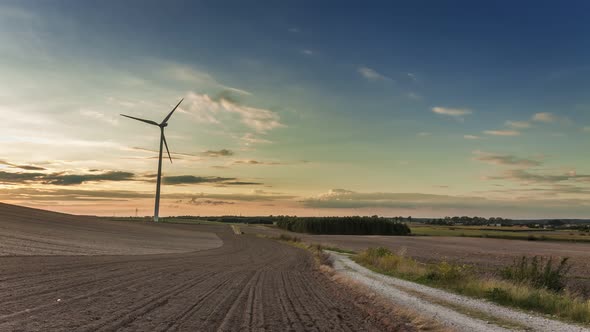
[354,247,590,324]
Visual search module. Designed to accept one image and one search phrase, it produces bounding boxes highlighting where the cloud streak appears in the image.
[484,130,521,136]
[358,66,392,81]
[0,170,135,185]
[162,175,262,186]
[0,159,46,171]
[432,107,472,118]
[473,151,542,167]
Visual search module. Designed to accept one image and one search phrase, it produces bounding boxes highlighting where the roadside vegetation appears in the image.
[276,216,411,235]
[354,247,590,324]
[271,234,334,267]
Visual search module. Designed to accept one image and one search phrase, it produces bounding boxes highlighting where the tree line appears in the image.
[276,216,411,235]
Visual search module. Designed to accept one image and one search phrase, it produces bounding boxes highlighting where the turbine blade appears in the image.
[162,132,173,164]
[161,98,183,125]
[120,114,159,126]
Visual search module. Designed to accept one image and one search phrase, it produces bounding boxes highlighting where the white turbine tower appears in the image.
[121,98,183,222]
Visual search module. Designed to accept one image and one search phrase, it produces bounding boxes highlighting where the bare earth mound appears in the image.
[0,204,405,331]
[0,203,221,255]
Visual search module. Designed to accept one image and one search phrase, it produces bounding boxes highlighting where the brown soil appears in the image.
[0,203,410,331]
[244,225,590,296]
[0,203,222,256]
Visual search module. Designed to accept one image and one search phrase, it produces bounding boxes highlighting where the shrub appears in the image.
[500,256,571,292]
[278,234,301,242]
[425,261,471,284]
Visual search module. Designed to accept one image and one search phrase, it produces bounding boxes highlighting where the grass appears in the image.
[354,247,590,324]
[409,223,590,243]
[268,233,334,267]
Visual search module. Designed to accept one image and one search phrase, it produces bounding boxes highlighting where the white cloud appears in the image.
[301,49,314,56]
[407,73,417,81]
[79,109,118,126]
[432,107,472,117]
[505,120,531,129]
[162,62,251,96]
[240,133,272,146]
[219,98,284,133]
[183,92,285,133]
[357,66,392,81]
[532,112,555,123]
[483,130,521,136]
[464,135,481,140]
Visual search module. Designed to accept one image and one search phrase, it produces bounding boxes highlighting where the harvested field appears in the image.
[0,203,222,255]
[0,204,408,331]
[244,225,590,295]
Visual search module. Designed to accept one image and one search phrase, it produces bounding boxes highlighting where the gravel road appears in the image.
[330,251,590,332]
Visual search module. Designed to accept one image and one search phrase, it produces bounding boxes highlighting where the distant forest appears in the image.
[276,216,411,235]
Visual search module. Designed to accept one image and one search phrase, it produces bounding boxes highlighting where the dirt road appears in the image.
[0,204,403,331]
[331,251,589,332]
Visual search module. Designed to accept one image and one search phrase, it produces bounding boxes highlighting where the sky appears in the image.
[1,1,590,218]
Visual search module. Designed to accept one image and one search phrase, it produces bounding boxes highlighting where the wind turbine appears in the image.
[121,98,183,222]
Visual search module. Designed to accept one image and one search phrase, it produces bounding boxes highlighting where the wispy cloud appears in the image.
[184,198,234,206]
[417,132,431,137]
[0,159,46,171]
[472,151,542,167]
[288,27,299,33]
[532,112,555,123]
[162,63,251,96]
[182,92,285,133]
[232,159,284,166]
[357,66,392,81]
[300,49,314,56]
[407,92,422,100]
[162,175,262,186]
[0,170,135,186]
[80,109,119,126]
[463,135,481,140]
[483,129,521,136]
[505,120,531,129]
[432,106,472,118]
[487,169,590,184]
[240,133,272,146]
[201,149,234,157]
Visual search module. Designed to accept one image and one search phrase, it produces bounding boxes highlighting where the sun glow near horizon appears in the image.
[1,2,590,218]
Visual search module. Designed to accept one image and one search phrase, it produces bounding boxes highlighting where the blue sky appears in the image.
[1,1,590,218]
